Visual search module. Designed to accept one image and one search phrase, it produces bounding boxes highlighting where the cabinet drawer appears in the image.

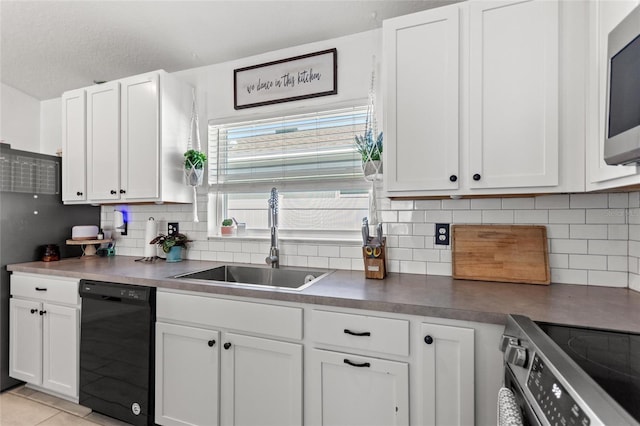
[310,310,409,357]
[11,273,79,305]
[157,291,303,340]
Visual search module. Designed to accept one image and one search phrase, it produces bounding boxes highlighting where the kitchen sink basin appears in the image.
[174,265,332,291]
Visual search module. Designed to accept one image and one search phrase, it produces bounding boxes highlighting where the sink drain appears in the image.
[304,274,316,283]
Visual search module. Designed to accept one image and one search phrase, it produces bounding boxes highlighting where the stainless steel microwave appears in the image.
[604,4,640,165]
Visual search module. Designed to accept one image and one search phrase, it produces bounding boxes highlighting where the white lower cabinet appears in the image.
[9,273,80,400]
[419,322,475,426]
[155,291,303,426]
[155,322,220,426]
[309,348,409,426]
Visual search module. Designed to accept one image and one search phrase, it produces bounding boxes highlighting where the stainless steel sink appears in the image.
[174,265,332,291]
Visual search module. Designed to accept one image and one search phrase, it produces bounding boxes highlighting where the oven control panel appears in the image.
[527,354,591,426]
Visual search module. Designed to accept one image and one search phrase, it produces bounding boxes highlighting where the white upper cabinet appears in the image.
[61,89,87,203]
[384,5,460,192]
[86,81,121,201]
[468,0,558,190]
[384,0,585,197]
[586,0,640,191]
[62,70,193,204]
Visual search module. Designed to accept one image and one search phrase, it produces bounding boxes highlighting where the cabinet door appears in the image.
[220,333,302,426]
[468,0,559,189]
[120,73,160,200]
[419,323,474,426]
[155,322,220,426]
[41,303,79,398]
[383,5,460,192]
[586,0,639,188]
[86,81,120,201]
[9,299,42,385]
[309,348,409,426]
[61,89,87,202]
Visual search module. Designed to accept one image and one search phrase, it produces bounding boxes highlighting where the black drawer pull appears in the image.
[76,191,83,196]
[110,190,117,195]
[344,329,371,337]
[30,309,37,314]
[223,342,232,350]
[344,359,371,368]
[120,189,126,194]
[35,287,47,291]
[208,340,216,347]
[39,310,46,316]
[424,335,434,345]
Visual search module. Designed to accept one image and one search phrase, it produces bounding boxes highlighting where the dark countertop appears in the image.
[8,256,640,333]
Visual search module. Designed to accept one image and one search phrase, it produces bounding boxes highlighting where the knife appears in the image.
[362,217,369,246]
[376,223,383,245]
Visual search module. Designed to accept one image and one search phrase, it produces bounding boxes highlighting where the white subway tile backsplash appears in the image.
[570,193,608,209]
[535,194,569,209]
[482,210,514,223]
[502,197,535,209]
[471,198,502,210]
[453,210,482,223]
[588,240,627,256]
[588,270,627,287]
[442,199,470,210]
[569,224,607,240]
[549,209,585,224]
[103,191,640,292]
[514,210,548,224]
[569,254,607,271]
[551,239,588,254]
[607,256,628,272]
[586,209,626,224]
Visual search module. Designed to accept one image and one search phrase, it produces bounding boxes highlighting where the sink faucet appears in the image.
[265,187,279,268]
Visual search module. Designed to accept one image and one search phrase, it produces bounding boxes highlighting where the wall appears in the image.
[85,29,636,291]
[0,83,40,152]
[39,98,61,156]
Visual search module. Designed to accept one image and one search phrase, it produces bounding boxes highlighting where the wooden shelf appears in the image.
[66,238,112,256]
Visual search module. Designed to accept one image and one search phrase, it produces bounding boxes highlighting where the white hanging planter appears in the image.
[184,159,205,186]
[363,160,383,178]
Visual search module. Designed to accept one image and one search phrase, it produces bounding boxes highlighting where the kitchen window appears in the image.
[207,106,371,240]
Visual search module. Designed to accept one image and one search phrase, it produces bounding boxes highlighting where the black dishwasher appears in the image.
[79,280,156,426]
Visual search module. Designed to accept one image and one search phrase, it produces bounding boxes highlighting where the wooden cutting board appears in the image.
[452,225,550,285]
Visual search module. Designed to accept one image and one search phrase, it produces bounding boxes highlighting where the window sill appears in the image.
[207,234,362,246]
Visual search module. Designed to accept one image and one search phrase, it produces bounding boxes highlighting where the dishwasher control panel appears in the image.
[79,280,152,301]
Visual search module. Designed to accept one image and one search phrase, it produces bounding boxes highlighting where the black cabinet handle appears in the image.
[344,329,371,337]
[424,335,434,345]
[208,340,216,347]
[344,359,371,368]
[120,189,126,194]
[76,191,83,196]
[35,287,47,292]
[39,310,46,316]
[110,190,117,195]
[473,174,481,181]
[223,342,231,350]
[30,309,37,314]
[449,175,457,182]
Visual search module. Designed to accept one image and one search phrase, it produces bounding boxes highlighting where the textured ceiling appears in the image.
[1,0,451,100]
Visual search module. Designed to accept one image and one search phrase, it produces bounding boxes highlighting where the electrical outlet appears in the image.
[168,222,179,236]
[435,223,450,245]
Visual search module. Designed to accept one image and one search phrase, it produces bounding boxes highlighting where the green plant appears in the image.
[184,149,207,170]
[354,130,383,162]
[150,232,192,253]
[221,219,234,227]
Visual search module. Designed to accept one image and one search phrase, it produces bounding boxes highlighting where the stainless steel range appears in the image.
[500,315,639,426]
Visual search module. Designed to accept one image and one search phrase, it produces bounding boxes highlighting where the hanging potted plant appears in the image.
[150,232,192,262]
[184,149,207,186]
[355,130,383,177]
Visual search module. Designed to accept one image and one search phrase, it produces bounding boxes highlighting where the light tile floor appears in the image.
[0,386,131,426]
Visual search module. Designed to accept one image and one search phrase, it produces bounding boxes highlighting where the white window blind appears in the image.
[208,106,369,193]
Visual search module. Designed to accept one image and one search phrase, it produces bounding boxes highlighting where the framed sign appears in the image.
[234,48,337,109]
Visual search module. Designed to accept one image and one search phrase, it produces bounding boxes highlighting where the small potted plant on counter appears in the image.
[150,232,192,262]
[220,218,236,236]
